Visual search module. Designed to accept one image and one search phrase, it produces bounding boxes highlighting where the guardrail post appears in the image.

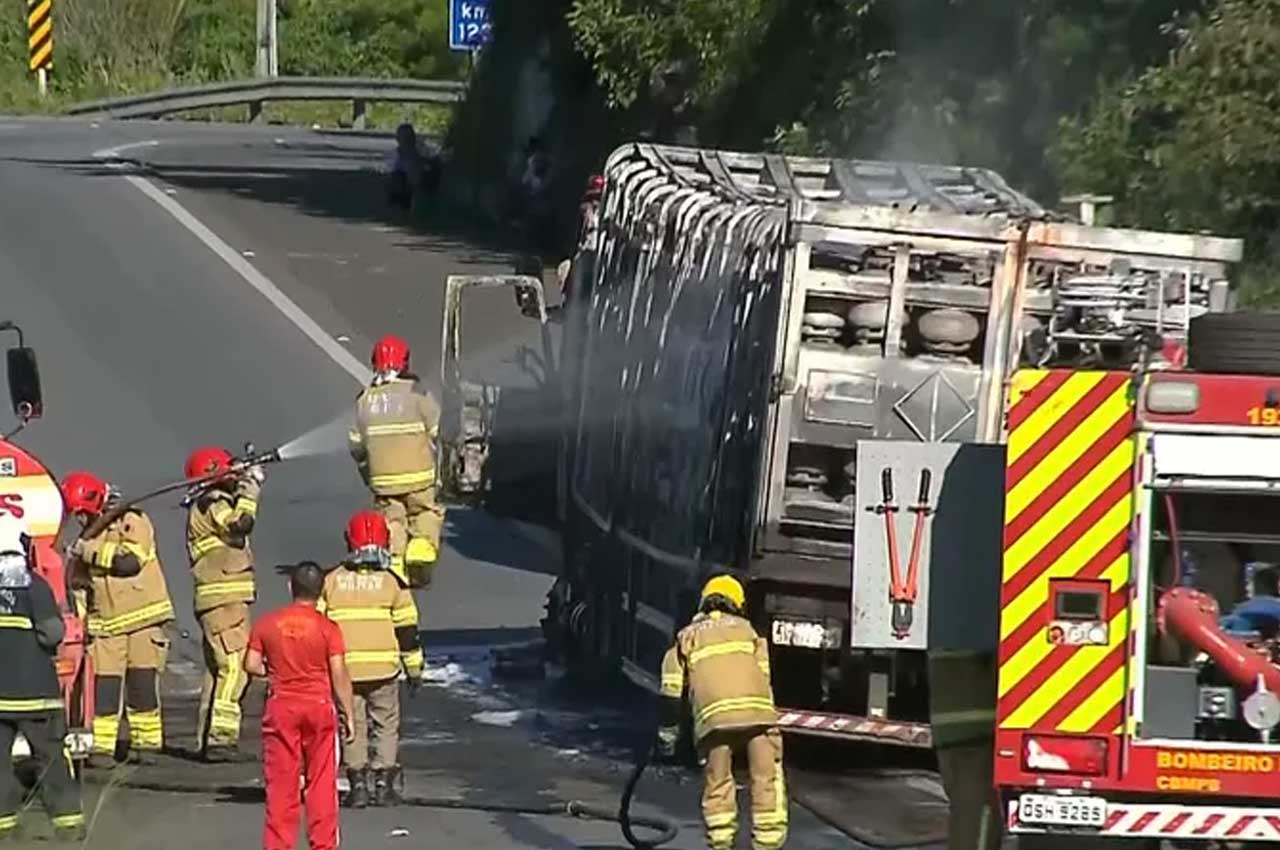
[248,100,264,123]
[352,98,367,130]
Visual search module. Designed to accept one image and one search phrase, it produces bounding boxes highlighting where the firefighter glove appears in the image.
[244,464,266,485]
[656,725,678,760]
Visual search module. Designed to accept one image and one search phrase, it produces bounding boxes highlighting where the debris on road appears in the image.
[471,709,526,727]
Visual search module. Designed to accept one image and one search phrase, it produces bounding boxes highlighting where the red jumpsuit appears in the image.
[248,603,346,850]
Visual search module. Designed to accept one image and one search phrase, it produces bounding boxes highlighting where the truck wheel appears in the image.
[1187,312,1280,375]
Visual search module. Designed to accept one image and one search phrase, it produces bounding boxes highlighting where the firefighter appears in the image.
[246,561,356,850]
[348,334,444,589]
[927,648,1002,850]
[0,514,84,841]
[658,575,788,850]
[320,510,423,808]
[61,471,175,766]
[184,446,265,762]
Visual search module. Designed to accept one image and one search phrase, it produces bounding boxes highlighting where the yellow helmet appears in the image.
[699,574,746,612]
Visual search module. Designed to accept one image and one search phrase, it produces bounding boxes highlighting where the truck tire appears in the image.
[1187,312,1280,375]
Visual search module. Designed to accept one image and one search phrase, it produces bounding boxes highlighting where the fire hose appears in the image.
[101,736,678,849]
[61,436,678,849]
[1159,587,1280,695]
[1157,492,1280,739]
[75,443,283,542]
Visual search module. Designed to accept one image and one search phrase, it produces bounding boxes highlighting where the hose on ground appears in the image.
[618,738,674,848]
[111,754,678,849]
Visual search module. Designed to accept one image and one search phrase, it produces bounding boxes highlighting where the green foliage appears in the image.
[1056,0,1280,242]
[280,0,465,79]
[172,0,255,82]
[566,0,775,108]
[57,0,188,92]
[0,0,464,119]
[558,0,1203,196]
[735,0,1197,195]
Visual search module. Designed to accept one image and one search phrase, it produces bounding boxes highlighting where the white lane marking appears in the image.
[92,139,160,159]
[124,174,373,384]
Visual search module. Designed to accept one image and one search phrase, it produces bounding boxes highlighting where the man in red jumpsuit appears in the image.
[246,562,356,850]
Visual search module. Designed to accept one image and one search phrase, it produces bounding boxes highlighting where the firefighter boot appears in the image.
[404,539,436,588]
[373,766,402,807]
[345,768,369,809]
[53,821,86,842]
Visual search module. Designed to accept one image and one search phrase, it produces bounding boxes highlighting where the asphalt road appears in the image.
[0,116,946,850]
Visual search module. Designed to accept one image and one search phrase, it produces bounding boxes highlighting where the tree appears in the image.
[566,0,775,111]
[1055,0,1280,255]
[744,0,1195,195]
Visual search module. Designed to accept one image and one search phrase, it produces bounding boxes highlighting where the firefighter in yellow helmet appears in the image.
[348,334,444,589]
[320,511,424,808]
[183,446,264,762]
[659,574,787,850]
[61,471,175,766]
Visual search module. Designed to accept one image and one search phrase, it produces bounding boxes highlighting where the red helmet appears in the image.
[584,174,604,198]
[371,335,410,373]
[345,510,391,552]
[185,446,234,481]
[61,471,108,516]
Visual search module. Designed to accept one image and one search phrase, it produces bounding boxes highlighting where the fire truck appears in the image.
[0,321,94,771]
[436,143,1244,751]
[998,312,1280,844]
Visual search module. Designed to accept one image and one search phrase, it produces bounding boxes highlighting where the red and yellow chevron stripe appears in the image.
[997,369,1137,735]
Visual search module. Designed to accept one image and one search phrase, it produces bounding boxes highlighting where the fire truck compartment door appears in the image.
[1151,433,1280,483]
[851,440,1004,651]
[438,274,557,508]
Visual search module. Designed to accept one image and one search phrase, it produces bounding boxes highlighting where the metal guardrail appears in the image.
[65,76,466,126]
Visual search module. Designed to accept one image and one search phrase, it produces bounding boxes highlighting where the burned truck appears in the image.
[438,143,1243,747]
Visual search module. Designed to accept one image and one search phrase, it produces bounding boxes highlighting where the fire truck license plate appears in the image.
[771,619,834,649]
[1017,794,1107,828]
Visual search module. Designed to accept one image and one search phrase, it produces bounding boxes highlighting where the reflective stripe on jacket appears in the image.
[928,649,997,748]
[348,379,440,496]
[187,481,260,613]
[0,572,63,715]
[77,510,174,637]
[660,611,775,742]
[320,564,421,682]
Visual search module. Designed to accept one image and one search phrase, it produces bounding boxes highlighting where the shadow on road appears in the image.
[443,508,560,578]
[10,153,541,269]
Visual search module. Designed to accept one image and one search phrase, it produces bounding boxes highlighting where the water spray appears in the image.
[74,409,357,540]
[272,409,357,461]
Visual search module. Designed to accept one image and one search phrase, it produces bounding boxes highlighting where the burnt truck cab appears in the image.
[998,316,1280,843]
[0,323,94,767]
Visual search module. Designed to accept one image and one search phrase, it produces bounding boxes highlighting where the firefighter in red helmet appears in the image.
[319,511,422,808]
[183,445,265,761]
[61,471,175,766]
[348,335,444,589]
